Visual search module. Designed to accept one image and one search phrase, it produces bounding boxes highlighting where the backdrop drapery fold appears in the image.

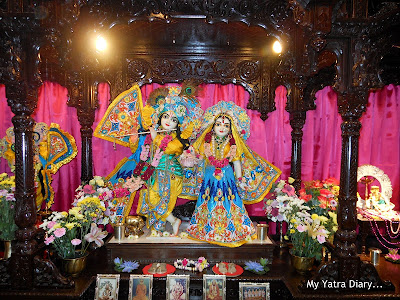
[0,83,399,214]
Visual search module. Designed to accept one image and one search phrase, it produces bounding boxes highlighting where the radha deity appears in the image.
[186,101,281,247]
[134,86,203,235]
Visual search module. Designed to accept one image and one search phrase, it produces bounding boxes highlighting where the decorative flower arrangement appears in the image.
[285,202,330,260]
[73,176,114,224]
[244,258,270,275]
[40,207,108,259]
[385,248,400,263]
[114,257,140,272]
[0,173,17,241]
[299,178,339,240]
[173,257,210,272]
[264,178,298,222]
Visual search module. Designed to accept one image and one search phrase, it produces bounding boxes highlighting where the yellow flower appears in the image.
[61,211,68,217]
[53,223,61,229]
[65,223,75,230]
[319,215,328,223]
[75,213,84,220]
[290,229,295,234]
[311,214,318,220]
[288,177,295,184]
[290,218,297,224]
[328,211,338,225]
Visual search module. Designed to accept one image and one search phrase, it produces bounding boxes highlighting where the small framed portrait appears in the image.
[166,274,190,300]
[128,274,153,300]
[203,274,226,300]
[239,282,270,300]
[94,274,120,300]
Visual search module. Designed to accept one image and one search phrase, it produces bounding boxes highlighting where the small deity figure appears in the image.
[135,86,203,236]
[186,101,281,247]
[369,185,395,212]
[132,279,148,300]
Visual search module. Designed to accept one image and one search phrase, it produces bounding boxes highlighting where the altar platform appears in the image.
[2,239,400,299]
[107,224,275,265]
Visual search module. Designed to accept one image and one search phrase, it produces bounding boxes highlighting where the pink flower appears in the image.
[54,227,66,238]
[71,238,81,246]
[317,235,326,244]
[182,258,188,267]
[271,207,279,217]
[85,223,108,247]
[83,184,95,194]
[329,199,338,207]
[297,225,306,232]
[44,235,55,245]
[47,221,56,229]
[282,184,295,196]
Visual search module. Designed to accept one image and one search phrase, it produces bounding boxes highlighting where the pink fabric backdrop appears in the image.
[1,83,399,214]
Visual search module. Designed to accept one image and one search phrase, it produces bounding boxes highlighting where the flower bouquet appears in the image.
[40,207,108,259]
[264,178,298,223]
[299,177,339,241]
[0,173,17,241]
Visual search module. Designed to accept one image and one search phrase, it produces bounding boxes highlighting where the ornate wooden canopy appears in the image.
[0,0,399,292]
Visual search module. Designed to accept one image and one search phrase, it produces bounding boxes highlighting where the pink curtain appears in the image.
[359,84,400,209]
[1,83,399,213]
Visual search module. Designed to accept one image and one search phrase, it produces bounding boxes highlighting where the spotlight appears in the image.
[95,36,107,52]
[272,41,282,54]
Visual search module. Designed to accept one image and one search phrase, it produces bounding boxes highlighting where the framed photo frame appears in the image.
[128,274,153,300]
[166,274,190,300]
[239,282,270,300]
[94,274,120,300]
[203,274,226,300]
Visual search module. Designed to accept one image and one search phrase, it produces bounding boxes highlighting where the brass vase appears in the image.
[1,240,12,260]
[61,251,89,277]
[290,254,315,275]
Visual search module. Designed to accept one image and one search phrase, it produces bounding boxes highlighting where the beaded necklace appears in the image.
[212,135,229,159]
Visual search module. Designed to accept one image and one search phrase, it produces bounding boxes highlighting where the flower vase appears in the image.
[60,251,89,277]
[1,240,12,260]
[290,253,315,275]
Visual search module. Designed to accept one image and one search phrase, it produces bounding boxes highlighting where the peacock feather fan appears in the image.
[147,87,169,106]
[179,79,202,101]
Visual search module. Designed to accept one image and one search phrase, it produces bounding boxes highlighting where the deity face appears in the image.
[214,116,231,138]
[160,111,179,131]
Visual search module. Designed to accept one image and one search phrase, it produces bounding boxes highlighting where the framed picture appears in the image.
[94,274,120,300]
[128,274,153,300]
[203,274,226,300]
[166,274,190,300]
[239,282,270,300]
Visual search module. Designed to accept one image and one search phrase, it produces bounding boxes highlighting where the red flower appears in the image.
[299,188,306,197]
[311,180,323,188]
[83,185,95,194]
[241,130,246,135]
[300,194,312,202]
[319,189,332,197]
[205,132,212,143]
[324,177,340,186]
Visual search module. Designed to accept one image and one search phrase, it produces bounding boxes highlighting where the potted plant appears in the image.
[40,201,108,277]
[0,173,17,259]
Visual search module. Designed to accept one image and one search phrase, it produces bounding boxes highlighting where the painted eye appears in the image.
[171,117,178,123]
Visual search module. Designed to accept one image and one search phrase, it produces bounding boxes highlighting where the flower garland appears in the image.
[133,134,173,182]
[173,257,209,272]
[204,131,236,179]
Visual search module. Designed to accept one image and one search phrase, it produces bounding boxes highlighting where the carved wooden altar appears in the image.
[1,0,400,295]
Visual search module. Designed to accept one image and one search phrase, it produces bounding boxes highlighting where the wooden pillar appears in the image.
[7,89,38,290]
[68,75,98,183]
[334,111,362,279]
[289,111,306,191]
